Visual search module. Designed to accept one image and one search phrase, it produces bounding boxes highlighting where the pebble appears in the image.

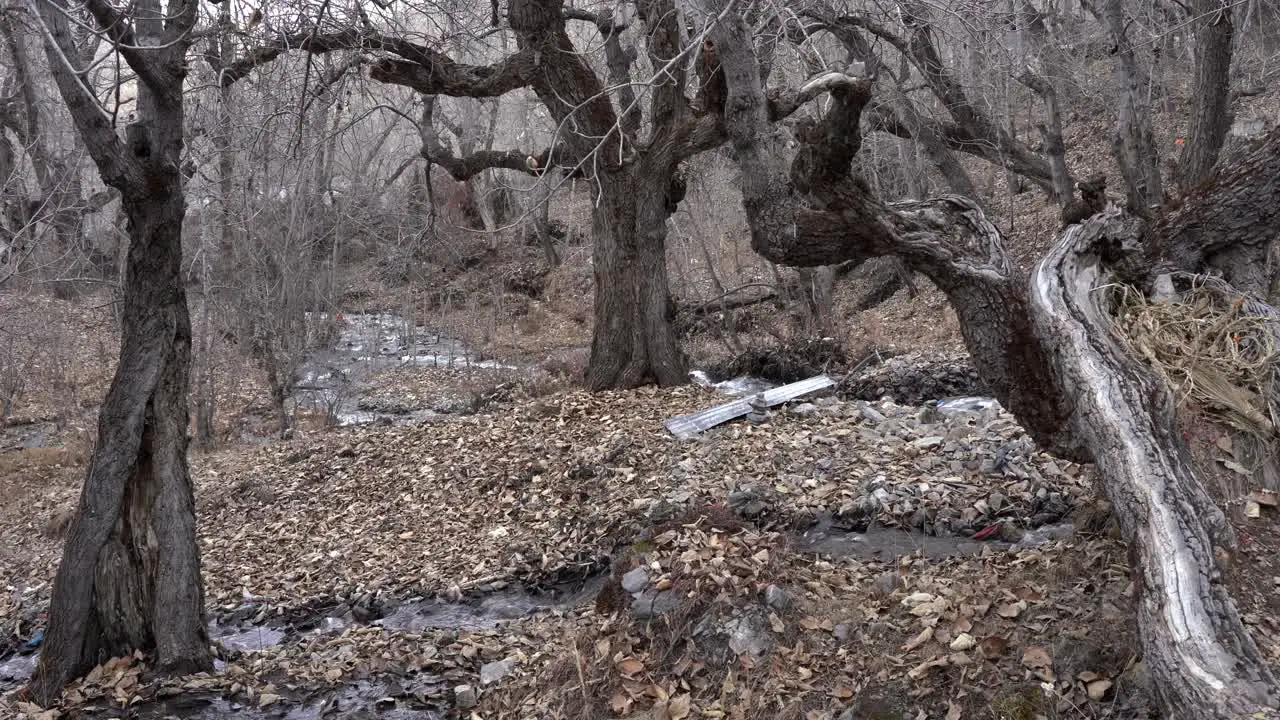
[479,659,514,685]
[454,684,477,708]
[621,567,649,594]
[871,571,903,598]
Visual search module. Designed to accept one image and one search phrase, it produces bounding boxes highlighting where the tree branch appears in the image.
[418,95,567,180]
[79,0,176,95]
[220,29,537,97]
[28,0,135,188]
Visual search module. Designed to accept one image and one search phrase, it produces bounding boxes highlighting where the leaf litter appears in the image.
[1,376,1273,718]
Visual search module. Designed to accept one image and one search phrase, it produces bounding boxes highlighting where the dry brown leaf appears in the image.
[996,600,1026,619]
[617,657,645,675]
[1086,678,1113,701]
[979,636,1008,660]
[902,626,934,652]
[669,694,692,719]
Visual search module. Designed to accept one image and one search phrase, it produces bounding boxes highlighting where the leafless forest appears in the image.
[3,0,1280,717]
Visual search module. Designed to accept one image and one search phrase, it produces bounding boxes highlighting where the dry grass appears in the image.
[1114,274,1280,443]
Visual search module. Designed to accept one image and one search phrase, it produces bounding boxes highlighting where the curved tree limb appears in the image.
[218,29,537,96]
[417,95,568,180]
[1029,210,1279,715]
[803,4,1054,192]
[712,4,1280,714]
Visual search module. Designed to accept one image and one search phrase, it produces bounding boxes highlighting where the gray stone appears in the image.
[454,684,477,709]
[988,491,1007,512]
[727,488,756,508]
[858,404,886,423]
[764,584,791,610]
[631,589,679,619]
[871,570,903,599]
[479,659,514,685]
[911,435,945,450]
[621,567,650,594]
[725,616,770,657]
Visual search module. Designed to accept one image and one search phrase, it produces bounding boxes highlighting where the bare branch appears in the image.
[219,29,537,97]
[418,95,566,180]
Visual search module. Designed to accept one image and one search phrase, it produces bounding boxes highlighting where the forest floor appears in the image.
[2,287,1279,719]
[4,122,1280,715]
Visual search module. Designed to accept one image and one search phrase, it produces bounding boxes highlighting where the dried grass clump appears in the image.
[1112,273,1280,444]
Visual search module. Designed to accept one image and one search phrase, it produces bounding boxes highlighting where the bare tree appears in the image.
[1177,0,1234,189]
[711,2,1279,715]
[24,0,211,702]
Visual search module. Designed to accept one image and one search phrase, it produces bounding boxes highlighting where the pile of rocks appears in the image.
[839,351,987,405]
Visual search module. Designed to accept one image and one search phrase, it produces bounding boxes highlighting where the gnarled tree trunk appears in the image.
[586,165,686,389]
[1028,211,1277,716]
[29,177,211,705]
[710,5,1280,715]
[27,0,212,704]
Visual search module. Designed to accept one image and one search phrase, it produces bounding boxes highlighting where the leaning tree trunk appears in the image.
[28,185,212,704]
[585,164,686,389]
[27,0,211,701]
[1029,211,1278,716]
[709,6,1280,714]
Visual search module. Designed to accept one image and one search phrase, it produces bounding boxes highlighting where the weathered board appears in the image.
[664,375,836,439]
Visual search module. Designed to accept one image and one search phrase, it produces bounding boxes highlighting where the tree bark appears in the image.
[29,174,210,705]
[1091,0,1165,214]
[27,0,212,703]
[585,164,686,389]
[1178,0,1234,190]
[1030,211,1278,716]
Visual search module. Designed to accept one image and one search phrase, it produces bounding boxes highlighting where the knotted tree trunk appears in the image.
[27,0,212,704]
[710,5,1279,715]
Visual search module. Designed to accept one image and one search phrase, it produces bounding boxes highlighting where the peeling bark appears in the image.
[1030,212,1278,715]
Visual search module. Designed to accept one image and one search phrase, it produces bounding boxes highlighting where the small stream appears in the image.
[291,313,517,427]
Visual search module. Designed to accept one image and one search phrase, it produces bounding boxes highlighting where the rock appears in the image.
[454,684,477,709]
[728,487,770,518]
[630,589,679,619]
[725,616,771,657]
[621,567,650,594]
[1012,521,1076,550]
[858,404,887,423]
[988,491,1007,512]
[479,659,514,685]
[840,352,988,405]
[871,571,903,599]
[911,436,945,450]
[789,402,819,415]
[832,623,852,643]
[764,584,791,610]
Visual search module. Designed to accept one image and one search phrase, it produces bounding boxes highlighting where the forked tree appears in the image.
[710,1,1279,716]
[24,0,212,704]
